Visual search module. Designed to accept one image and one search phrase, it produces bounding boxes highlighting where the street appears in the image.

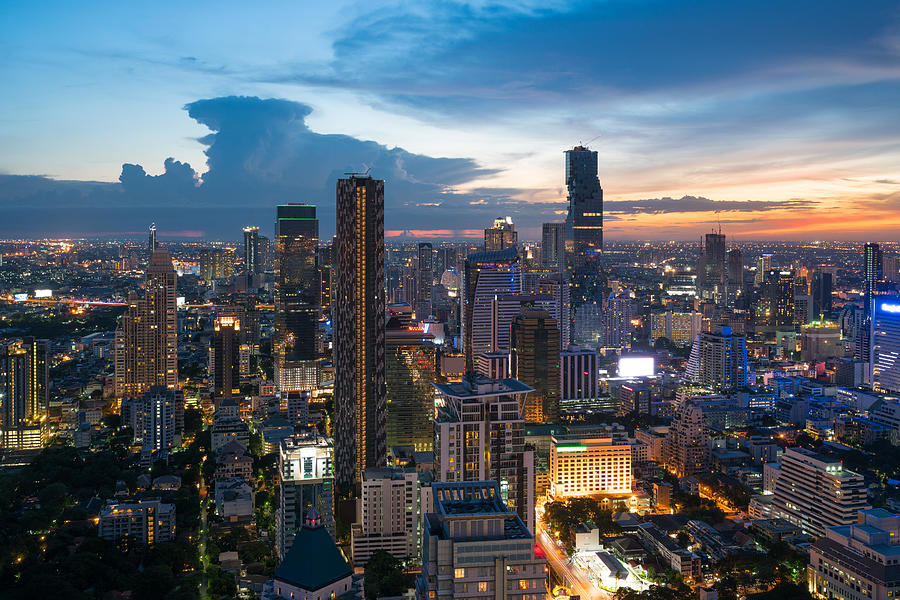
[536,525,611,600]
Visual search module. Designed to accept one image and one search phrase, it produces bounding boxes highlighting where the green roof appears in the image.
[275,526,352,592]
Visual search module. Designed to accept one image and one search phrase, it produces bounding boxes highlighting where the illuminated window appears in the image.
[478,582,488,592]
[519,580,529,590]
[455,568,465,578]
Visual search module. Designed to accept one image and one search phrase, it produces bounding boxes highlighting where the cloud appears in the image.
[0,96,529,238]
[603,195,817,215]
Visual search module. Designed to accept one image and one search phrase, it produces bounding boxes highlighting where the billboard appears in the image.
[13,293,27,302]
[34,289,52,298]
[618,356,655,378]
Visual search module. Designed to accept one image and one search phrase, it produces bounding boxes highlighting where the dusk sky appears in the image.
[2,1,900,241]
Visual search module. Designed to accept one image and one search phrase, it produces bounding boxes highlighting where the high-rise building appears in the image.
[199,247,236,282]
[550,437,632,497]
[573,299,602,347]
[210,315,243,401]
[334,176,386,488]
[483,216,517,252]
[416,481,546,600]
[275,204,320,393]
[416,242,433,320]
[350,468,421,566]
[754,253,772,285]
[115,250,177,398]
[768,269,795,328]
[462,247,522,371]
[812,271,833,318]
[148,222,157,256]
[699,232,726,295]
[385,328,438,452]
[865,243,883,316]
[433,375,536,531]
[771,447,869,537]
[277,433,335,557]
[541,222,566,272]
[537,275,571,348]
[510,309,561,424]
[560,346,599,406]
[649,311,702,347]
[872,298,900,393]
[726,248,743,305]
[602,290,635,350]
[243,225,260,274]
[663,403,710,478]
[0,338,49,453]
[565,146,604,307]
[687,326,749,391]
[808,508,900,600]
[121,386,183,453]
[489,293,559,354]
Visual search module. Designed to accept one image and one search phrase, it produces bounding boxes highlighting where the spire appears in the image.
[304,507,322,529]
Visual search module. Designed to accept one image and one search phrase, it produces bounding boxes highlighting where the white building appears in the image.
[771,447,870,537]
[560,346,599,404]
[350,468,420,566]
[277,432,335,559]
[215,477,255,521]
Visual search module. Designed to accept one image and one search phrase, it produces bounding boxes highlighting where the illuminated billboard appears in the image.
[618,355,655,378]
[34,289,52,298]
[13,293,27,302]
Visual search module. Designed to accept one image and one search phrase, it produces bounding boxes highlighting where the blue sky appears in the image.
[1,0,900,240]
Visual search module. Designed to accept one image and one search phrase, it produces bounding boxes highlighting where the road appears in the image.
[536,525,610,600]
[199,473,209,599]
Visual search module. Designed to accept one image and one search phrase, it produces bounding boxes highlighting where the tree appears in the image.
[363,551,406,600]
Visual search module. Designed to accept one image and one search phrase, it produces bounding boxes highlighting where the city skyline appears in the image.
[2,2,900,240]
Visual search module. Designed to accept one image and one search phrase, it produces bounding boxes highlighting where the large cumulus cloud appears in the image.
[0,96,532,238]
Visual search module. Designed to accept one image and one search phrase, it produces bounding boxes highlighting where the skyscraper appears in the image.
[462,247,522,371]
[148,222,157,256]
[334,176,386,488]
[243,225,260,274]
[510,309,561,423]
[199,247,235,282]
[541,222,566,272]
[663,403,710,478]
[211,315,242,401]
[812,271,833,318]
[538,275,571,348]
[0,338,49,453]
[602,290,636,350]
[416,242,433,320]
[565,146,604,304]
[115,250,177,398]
[385,327,438,452]
[871,297,900,393]
[865,242,883,316]
[699,232,726,294]
[686,326,749,391]
[275,204,320,392]
[433,375,536,531]
[483,216,517,252]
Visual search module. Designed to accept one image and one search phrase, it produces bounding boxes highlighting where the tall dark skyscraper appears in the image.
[334,176,386,488]
[243,225,260,274]
[865,242,882,316]
[812,271,833,318]
[565,146,603,301]
[275,204,320,392]
[700,232,726,296]
[148,223,157,256]
[211,314,242,402]
[417,242,433,319]
[541,222,565,272]
[115,250,178,398]
[510,309,561,424]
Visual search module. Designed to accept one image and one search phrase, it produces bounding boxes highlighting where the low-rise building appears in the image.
[98,498,175,546]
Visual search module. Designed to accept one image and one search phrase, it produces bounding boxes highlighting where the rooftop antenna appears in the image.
[344,167,372,177]
[578,133,602,148]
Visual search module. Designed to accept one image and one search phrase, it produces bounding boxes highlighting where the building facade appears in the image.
[334,176,387,488]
